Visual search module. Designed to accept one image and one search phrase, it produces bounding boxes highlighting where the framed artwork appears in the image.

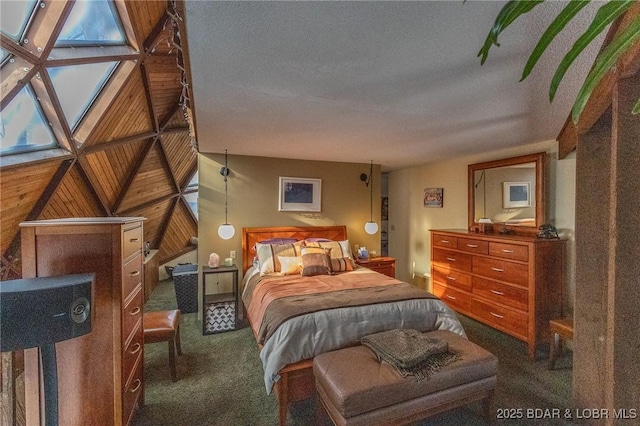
[503,182,531,208]
[424,188,444,208]
[278,177,322,212]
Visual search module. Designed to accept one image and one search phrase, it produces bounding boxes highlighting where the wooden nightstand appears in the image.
[354,256,396,278]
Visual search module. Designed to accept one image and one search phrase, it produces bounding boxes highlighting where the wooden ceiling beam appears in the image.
[143,10,171,55]
[76,155,113,216]
[154,196,180,252]
[111,138,157,213]
[45,47,141,67]
[24,0,74,62]
[82,131,157,154]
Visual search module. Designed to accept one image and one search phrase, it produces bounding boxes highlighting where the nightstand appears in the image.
[202,265,238,335]
[354,256,396,278]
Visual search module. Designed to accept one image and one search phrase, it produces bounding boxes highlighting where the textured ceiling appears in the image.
[185,1,605,171]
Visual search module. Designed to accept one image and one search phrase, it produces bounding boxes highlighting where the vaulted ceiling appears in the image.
[1,0,197,280]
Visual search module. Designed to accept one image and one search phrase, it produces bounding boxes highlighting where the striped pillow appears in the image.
[330,257,354,273]
[303,239,353,260]
[301,247,332,276]
[256,242,303,275]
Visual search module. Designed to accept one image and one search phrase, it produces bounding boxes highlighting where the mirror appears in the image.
[468,152,545,234]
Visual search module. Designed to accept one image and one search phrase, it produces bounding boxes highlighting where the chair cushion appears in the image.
[144,309,180,343]
[313,330,497,419]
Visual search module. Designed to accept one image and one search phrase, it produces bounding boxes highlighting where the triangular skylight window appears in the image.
[1,48,10,65]
[0,85,57,155]
[56,0,126,46]
[0,0,38,42]
[48,61,118,130]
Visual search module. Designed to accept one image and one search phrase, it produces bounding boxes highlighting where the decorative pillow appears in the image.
[256,242,303,275]
[278,256,302,275]
[330,257,354,273]
[303,239,353,260]
[252,238,299,253]
[301,247,332,276]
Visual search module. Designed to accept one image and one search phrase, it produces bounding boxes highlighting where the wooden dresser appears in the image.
[20,217,145,425]
[430,229,564,359]
[354,256,396,278]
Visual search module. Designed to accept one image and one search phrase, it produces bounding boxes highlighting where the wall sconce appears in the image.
[217,149,235,240]
[361,160,379,235]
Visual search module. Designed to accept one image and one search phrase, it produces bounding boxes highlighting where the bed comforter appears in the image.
[242,266,466,393]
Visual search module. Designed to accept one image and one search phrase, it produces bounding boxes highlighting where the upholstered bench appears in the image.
[313,330,497,425]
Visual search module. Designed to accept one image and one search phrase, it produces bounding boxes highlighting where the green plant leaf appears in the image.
[521,0,591,81]
[633,98,640,115]
[549,0,634,102]
[478,0,545,65]
[572,16,640,123]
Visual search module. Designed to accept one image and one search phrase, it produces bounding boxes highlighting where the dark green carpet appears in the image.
[134,280,572,425]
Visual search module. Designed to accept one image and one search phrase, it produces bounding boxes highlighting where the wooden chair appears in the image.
[143,309,182,381]
[548,318,573,370]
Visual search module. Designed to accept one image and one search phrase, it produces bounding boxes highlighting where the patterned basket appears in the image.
[204,301,236,333]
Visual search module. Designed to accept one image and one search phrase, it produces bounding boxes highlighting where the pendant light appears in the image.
[217,149,235,240]
[361,160,379,235]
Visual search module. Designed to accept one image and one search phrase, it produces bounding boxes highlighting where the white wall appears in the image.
[388,140,576,313]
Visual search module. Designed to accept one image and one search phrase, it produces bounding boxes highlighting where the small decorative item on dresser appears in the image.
[224,257,233,267]
[208,252,220,268]
[357,247,369,259]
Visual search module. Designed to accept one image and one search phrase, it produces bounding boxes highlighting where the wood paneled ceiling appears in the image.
[0,0,197,280]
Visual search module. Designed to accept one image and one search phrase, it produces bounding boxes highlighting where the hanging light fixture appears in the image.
[217,149,235,240]
[360,160,379,235]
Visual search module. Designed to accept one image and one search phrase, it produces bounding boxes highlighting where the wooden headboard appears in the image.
[241,226,348,273]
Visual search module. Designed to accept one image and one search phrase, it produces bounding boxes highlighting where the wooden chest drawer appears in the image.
[123,288,143,345]
[433,283,472,313]
[472,256,528,287]
[489,242,529,262]
[457,238,489,255]
[432,266,472,292]
[432,248,472,272]
[471,298,527,340]
[123,354,143,426]
[123,323,143,382]
[123,254,143,299]
[123,226,142,260]
[473,276,528,312]
[432,234,458,249]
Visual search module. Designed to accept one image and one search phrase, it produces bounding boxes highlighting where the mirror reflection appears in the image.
[473,163,537,226]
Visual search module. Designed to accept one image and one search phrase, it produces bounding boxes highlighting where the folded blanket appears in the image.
[362,329,460,381]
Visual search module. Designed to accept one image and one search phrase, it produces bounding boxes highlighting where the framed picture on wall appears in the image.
[503,182,531,208]
[424,188,444,208]
[278,177,322,212]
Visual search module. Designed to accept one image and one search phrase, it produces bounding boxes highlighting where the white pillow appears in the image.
[278,256,303,275]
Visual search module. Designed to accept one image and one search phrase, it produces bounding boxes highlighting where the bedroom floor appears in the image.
[134,279,573,425]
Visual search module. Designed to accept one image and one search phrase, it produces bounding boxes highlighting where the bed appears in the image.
[241,226,465,425]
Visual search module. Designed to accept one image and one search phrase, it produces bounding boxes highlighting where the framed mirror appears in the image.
[468,152,546,234]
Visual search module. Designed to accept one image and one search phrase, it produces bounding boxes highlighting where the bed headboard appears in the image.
[241,226,348,273]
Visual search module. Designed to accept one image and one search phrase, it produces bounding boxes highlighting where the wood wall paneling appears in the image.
[160,133,197,187]
[39,165,104,219]
[157,200,197,263]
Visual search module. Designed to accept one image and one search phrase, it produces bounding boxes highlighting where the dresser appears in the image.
[430,229,564,359]
[354,256,396,278]
[20,217,145,425]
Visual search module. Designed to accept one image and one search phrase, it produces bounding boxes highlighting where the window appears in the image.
[184,171,198,219]
[56,0,126,46]
[0,0,38,42]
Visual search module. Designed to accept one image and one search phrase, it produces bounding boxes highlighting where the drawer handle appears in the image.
[490,311,504,319]
[130,238,140,242]
[130,307,141,316]
[466,244,478,248]
[446,257,456,262]
[490,289,505,296]
[490,267,504,272]
[501,249,515,253]
[440,240,450,244]
[130,379,141,393]
[130,343,141,354]
[446,295,456,300]
[446,276,456,281]
[130,270,141,277]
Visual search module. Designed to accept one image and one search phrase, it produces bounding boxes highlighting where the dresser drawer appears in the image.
[432,234,458,249]
[432,248,472,272]
[123,226,143,260]
[123,355,143,425]
[471,298,527,340]
[472,256,528,287]
[457,238,489,255]
[473,276,528,312]
[123,254,143,299]
[433,283,472,313]
[123,322,143,382]
[489,242,529,262]
[432,266,472,292]
[123,288,143,345]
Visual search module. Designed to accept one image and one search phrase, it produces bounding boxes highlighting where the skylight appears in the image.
[1,48,10,65]
[0,0,38,42]
[185,171,198,219]
[0,85,57,155]
[56,0,126,46]
[48,61,118,130]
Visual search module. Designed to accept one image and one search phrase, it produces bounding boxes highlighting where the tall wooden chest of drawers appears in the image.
[430,229,564,359]
[20,217,145,425]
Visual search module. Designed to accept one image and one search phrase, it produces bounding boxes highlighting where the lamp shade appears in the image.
[364,221,379,235]
[217,224,235,240]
